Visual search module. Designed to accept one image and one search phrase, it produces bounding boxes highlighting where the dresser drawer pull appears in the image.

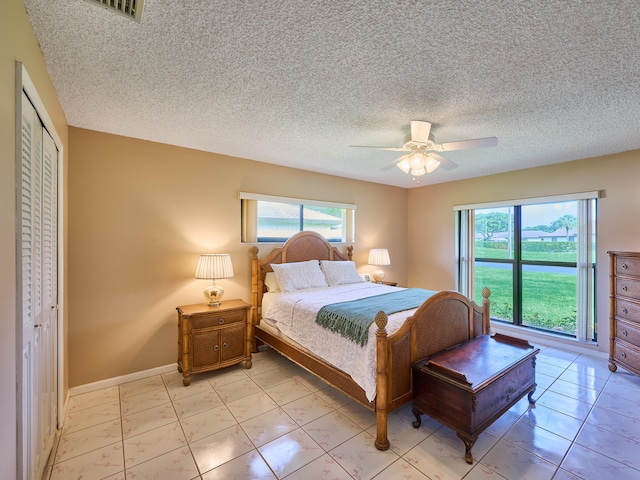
[621,352,627,358]
[622,330,628,337]
[213,345,219,351]
[622,263,628,270]
[218,318,225,324]
[622,309,628,315]
[622,286,628,292]
[223,342,228,348]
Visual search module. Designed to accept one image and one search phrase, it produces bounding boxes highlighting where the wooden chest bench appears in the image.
[411,333,539,463]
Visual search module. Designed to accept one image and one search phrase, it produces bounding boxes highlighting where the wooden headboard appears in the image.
[250,231,353,322]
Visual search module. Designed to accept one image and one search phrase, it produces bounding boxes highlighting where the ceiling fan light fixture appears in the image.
[396,156,411,174]
[396,150,432,176]
[426,156,440,173]
[409,152,426,169]
[354,120,498,178]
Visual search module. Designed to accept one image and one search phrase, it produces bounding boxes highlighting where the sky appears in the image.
[478,201,577,228]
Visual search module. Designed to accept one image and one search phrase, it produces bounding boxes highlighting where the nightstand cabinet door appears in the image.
[177,300,252,386]
[220,323,245,361]
[192,330,221,369]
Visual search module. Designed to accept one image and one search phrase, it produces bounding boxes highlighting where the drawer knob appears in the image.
[223,342,228,348]
[622,286,628,291]
[218,318,225,324]
[622,309,628,315]
[621,352,627,358]
[622,263,628,269]
[622,330,628,337]
[214,345,219,351]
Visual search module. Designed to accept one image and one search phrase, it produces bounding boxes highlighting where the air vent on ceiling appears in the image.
[89,0,144,21]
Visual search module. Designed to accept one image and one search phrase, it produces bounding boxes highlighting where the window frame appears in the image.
[239,192,356,243]
[455,191,598,342]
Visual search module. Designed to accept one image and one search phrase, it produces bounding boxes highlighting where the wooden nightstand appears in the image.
[177,300,252,386]
[382,281,397,286]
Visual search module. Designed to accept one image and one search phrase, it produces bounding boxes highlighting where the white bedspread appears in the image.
[263,282,417,401]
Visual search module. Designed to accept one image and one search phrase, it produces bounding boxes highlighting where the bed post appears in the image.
[374,310,390,451]
[250,246,260,352]
[481,287,491,335]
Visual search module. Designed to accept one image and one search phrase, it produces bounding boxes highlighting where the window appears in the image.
[240,192,355,243]
[455,192,598,342]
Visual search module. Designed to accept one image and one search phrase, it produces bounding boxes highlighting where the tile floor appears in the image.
[44,345,640,480]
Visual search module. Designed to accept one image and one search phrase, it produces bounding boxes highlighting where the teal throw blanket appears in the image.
[316,288,436,346]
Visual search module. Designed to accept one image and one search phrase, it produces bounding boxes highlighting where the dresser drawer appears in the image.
[615,277,640,301]
[615,298,640,324]
[191,309,246,330]
[613,340,640,373]
[616,320,640,346]
[616,256,640,277]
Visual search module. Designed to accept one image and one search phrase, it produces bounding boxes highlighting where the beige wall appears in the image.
[68,127,408,386]
[66,124,640,384]
[408,151,640,354]
[1,0,69,477]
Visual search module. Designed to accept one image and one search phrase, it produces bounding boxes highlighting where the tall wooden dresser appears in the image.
[608,251,640,376]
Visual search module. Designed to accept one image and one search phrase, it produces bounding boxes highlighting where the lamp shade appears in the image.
[368,249,390,266]
[195,254,234,280]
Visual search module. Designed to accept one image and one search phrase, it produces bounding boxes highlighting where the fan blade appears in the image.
[410,121,432,143]
[439,136,498,151]
[430,152,458,171]
[381,154,411,171]
[380,162,398,171]
[350,145,407,152]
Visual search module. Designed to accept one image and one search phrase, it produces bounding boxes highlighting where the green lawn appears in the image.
[474,264,577,335]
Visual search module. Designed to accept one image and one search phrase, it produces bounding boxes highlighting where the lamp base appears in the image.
[372,268,385,283]
[203,282,224,306]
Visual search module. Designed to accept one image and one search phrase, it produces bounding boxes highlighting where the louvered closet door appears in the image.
[39,126,58,466]
[19,91,58,480]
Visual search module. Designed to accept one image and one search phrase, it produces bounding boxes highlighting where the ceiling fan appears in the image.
[352,121,498,176]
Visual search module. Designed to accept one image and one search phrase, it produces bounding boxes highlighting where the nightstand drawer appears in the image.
[190,309,245,330]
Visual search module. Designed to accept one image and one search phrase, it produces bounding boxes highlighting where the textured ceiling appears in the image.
[23,0,640,188]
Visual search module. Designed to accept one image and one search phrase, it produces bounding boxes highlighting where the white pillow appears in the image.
[271,260,328,292]
[264,272,280,292]
[320,260,364,286]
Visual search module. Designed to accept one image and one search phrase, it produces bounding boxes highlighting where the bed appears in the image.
[250,231,491,451]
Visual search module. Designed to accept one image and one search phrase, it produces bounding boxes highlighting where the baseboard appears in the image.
[68,363,178,397]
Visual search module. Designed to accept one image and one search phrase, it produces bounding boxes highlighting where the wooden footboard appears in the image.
[372,288,491,450]
[249,232,491,452]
